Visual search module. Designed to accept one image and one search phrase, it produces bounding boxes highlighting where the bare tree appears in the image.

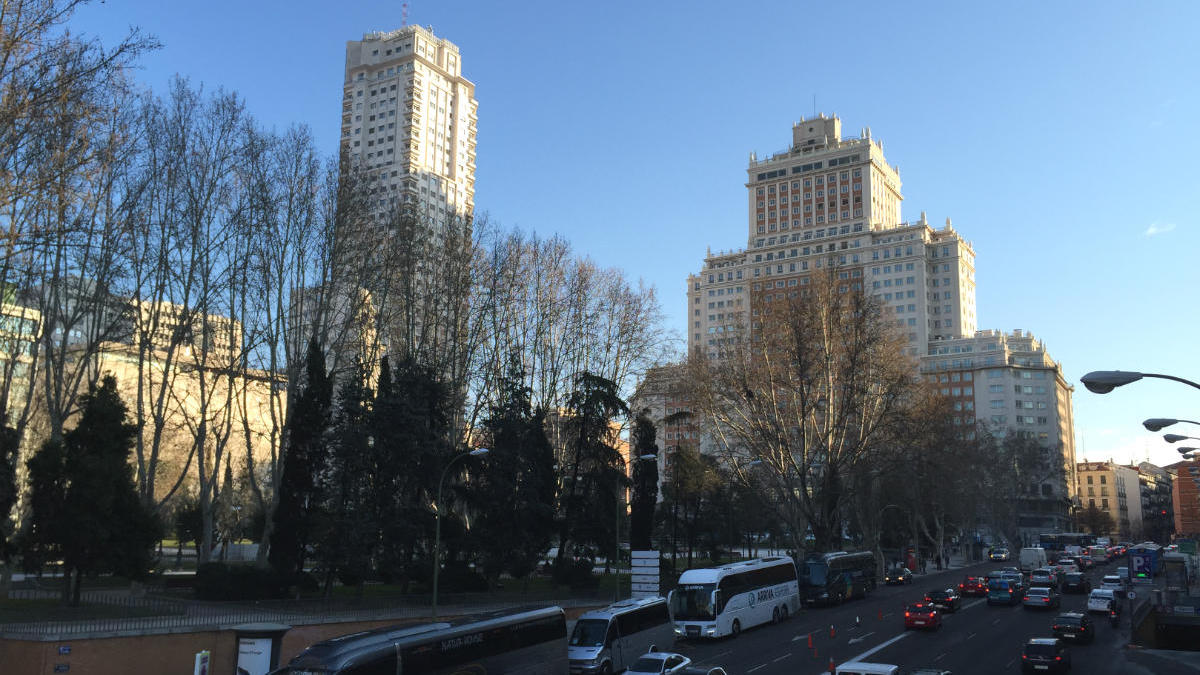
[687,263,917,554]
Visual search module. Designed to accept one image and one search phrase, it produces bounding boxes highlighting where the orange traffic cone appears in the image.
[829,657,836,673]
[807,632,813,648]
[829,623,836,638]
[878,609,883,621]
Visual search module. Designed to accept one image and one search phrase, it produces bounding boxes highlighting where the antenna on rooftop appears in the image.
[402,2,409,26]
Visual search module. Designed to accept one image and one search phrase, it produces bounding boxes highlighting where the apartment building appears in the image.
[920,329,1077,538]
[341,25,477,225]
[1077,461,1142,539]
[1137,462,1175,543]
[1168,460,1200,539]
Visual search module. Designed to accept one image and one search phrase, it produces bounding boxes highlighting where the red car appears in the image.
[904,603,942,630]
[959,575,987,596]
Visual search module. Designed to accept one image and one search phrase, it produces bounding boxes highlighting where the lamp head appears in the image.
[469,448,490,457]
[1143,418,1177,432]
[637,454,658,461]
[1165,434,1190,444]
[1080,370,1143,394]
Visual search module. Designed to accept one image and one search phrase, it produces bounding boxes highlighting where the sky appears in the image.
[69,0,1200,470]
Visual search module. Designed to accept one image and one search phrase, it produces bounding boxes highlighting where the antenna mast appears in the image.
[402,2,409,27]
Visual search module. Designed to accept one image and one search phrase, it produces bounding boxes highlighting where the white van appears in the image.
[1087,588,1116,613]
[835,663,900,675]
[568,596,674,675]
[1020,547,1048,573]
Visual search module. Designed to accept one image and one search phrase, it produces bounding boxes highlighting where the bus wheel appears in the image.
[600,663,612,675]
[731,620,741,637]
[781,605,789,620]
[772,607,780,624]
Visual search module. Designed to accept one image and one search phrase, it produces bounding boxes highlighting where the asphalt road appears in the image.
[667,556,1155,675]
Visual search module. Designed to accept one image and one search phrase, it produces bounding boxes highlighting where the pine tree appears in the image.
[23,375,160,605]
[629,413,659,551]
[0,422,18,565]
[268,337,332,580]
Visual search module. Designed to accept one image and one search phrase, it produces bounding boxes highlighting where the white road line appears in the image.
[934,652,946,661]
[772,653,791,663]
[844,631,911,663]
[992,618,1001,625]
[747,663,767,673]
[1005,658,1015,669]
[967,632,976,640]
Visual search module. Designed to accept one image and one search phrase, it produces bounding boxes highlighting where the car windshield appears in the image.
[630,657,665,672]
[1027,588,1049,596]
[569,619,609,647]
[988,580,1010,590]
[804,561,830,585]
[908,604,932,613]
[928,590,947,598]
[1066,573,1083,581]
[1055,615,1082,625]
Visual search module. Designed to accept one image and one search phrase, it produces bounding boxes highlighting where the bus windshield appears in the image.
[802,561,829,586]
[569,619,608,647]
[670,584,716,620]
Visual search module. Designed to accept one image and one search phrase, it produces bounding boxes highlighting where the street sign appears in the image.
[1127,591,1136,600]
[1130,553,1152,578]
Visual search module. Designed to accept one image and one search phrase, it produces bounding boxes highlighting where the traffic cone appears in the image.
[828,656,836,673]
[855,615,861,627]
[812,645,818,658]
[807,632,813,648]
[829,623,836,638]
[877,608,883,621]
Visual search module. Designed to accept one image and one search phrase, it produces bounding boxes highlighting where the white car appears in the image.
[1101,575,1123,591]
[626,652,692,675]
[1087,588,1117,613]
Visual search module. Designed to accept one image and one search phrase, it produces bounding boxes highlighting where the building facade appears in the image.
[1137,462,1175,543]
[1076,461,1142,539]
[341,25,477,223]
[920,329,1077,539]
[1168,460,1200,539]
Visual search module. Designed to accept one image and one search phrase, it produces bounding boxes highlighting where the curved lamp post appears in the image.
[615,453,658,602]
[1165,434,1200,444]
[1081,370,1200,394]
[1144,418,1200,432]
[432,447,489,618]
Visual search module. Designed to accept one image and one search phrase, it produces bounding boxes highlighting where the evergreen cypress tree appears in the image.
[269,337,332,579]
[0,421,18,564]
[23,375,160,605]
[629,413,659,551]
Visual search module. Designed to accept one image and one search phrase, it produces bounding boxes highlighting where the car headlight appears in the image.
[820,592,829,598]
[705,628,715,636]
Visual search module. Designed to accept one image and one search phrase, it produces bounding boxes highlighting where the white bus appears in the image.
[668,556,799,639]
[568,596,674,675]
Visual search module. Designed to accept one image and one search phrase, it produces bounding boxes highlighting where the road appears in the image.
[667,555,1162,674]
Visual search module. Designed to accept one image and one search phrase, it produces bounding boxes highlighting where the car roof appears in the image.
[1027,638,1059,645]
[1056,611,1085,619]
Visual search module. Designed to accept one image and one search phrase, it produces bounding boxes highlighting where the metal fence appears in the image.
[0,586,609,639]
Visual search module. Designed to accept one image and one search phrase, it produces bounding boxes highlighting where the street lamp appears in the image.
[432,447,489,618]
[1080,370,1200,394]
[1143,418,1200,432]
[1178,447,1199,455]
[1165,434,1200,444]
[615,453,658,602]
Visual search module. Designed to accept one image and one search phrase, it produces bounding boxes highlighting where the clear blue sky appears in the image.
[73,0,1200,470]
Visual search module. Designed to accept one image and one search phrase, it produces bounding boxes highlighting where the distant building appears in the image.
[1135,462,1174,543]
[1076,461,1142,539]
[1167,460,1200,539]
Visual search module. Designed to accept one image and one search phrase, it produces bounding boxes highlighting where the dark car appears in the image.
[885,567,913,585]
[959,575,987,596]
[924,587,962,612]
[1052,612,1095,644]
[677,668,728,675]
[1021,637,1071,673]
[1061,572,1091,594]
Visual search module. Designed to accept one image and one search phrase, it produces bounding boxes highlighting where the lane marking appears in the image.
[967,632,976,640]
[847,631,876,645]
[992,618,1001,625]
[935,652,945,661]
[844,631,911,663]
[1005,659,1015,669]
[747,663,767,673]
[772,653,791,663]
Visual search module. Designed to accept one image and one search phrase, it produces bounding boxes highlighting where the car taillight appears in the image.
[1021,655,1028,660]
[905,611,910,617]
[1043,598,1049,603]
[1055,656,1062,661]
[1053,625,1060,630]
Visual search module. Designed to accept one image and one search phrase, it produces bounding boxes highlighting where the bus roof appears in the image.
[676,557,795,584]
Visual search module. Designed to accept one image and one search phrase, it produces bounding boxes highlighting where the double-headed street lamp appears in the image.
[432,447,490,618]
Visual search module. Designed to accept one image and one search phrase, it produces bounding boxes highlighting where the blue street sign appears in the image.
[1131,553,1151,578]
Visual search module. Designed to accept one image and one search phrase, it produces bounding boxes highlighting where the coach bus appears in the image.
[669,556,799,639]
[1037,532,1097,553]
[798,551,877,606]
[268,605,567,675]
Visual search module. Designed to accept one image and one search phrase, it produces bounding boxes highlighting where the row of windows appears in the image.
[754,223,865,247]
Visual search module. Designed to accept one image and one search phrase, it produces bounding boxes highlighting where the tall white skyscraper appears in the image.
[342,25,477,223]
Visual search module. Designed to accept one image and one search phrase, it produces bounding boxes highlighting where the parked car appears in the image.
[989,547,1011,561]
[1052,612,1095,644]
[1023,585,1061,610]
[959,574,987,596]
[1021,638,1071,673]
[924,588,962,612]
[904,603,942,630]
[884,567,913,585]
[626,652,692,675]
[1061,572,1091,594]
